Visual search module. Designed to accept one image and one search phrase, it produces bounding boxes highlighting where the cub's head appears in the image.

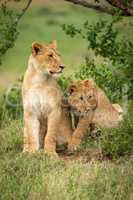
[68,80,98,114]
[31,40,65,77]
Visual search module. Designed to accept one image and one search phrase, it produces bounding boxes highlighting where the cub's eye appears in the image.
[80,96,83,100]
[88,95,92,99]
[48,54,53,58]
[70,88,74,94]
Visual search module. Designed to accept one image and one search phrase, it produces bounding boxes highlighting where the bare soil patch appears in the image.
[58,149,104,163]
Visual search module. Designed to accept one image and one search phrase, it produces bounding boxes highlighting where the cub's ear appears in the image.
[69,84,77,94]
[49,40,57,49]
[83,79,95,88]
[32,42,43,56]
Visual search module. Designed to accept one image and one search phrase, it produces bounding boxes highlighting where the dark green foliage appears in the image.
[0,4,18,64]
[0,0,31,65]
[63,19,122,61]
[62,18,133,96]
[62,24,81,38]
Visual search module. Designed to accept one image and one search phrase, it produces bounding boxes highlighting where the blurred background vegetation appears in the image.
[0,0,133,90]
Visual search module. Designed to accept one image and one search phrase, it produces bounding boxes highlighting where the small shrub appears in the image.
[98,113,133,158]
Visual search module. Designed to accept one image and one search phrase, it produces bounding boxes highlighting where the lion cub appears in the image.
[68,79,123,150]
[22,41,72,154]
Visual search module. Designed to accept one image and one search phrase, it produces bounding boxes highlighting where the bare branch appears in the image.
[64,0,114,15]
[64,0,133,16]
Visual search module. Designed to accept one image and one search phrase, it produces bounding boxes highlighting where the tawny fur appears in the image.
[68,79,123,149]
[22,41,72,154]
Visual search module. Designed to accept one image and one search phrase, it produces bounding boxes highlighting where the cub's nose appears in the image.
[59,65,65,69]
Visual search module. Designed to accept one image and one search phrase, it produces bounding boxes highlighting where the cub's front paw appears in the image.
[68,144,79,153]
[68,138,81,154]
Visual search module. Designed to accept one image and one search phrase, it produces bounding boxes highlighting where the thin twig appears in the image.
[16,0,32,23]
[0,0,32,22]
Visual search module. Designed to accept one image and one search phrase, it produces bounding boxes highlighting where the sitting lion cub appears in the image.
[22,41,72,154]
[68,79,123,150]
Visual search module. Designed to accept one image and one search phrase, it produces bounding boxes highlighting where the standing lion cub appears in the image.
[22,41,72,154]
[68,79,123,150]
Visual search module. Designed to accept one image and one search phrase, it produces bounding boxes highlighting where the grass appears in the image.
[1,152,133,200]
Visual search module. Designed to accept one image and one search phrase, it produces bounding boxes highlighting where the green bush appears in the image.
[78,111,133,159]
[98,113,133,158]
